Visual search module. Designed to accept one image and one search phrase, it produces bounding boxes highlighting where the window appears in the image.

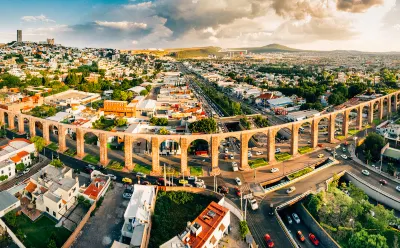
[53,211,56,217]
[1,170,3,175]
[46,207,49,212]
[8,167,11,171]
[59,204,61,209]
[9,172,11,176]
[69,192,71,197]
[72,187,76,193]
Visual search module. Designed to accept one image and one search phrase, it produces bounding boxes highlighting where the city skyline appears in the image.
[1,0,400,51]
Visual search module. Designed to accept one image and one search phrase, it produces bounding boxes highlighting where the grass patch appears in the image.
[249,158,269,169]
[190,166,203,176]
[288,167,314,180]
[107,161,124,171]
[149,191,218,248]
[373,119,381,126]
[83,154,100,164]
[298,146,313,155]
[63,149,76,157]
[132,163,151,174]
[336,135,346,141]
[348,129,360,136]
[3,213,71,248]
[46,142,59,151]
[275,152,292,162]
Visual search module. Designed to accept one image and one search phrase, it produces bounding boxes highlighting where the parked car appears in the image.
[264,234,275,248]
[256,151,263,155]
[23,168,31,174]
[318,154,324,158]
[122,192,132,199]
[87,164,96,170]
[107,174,117,180]
[234,186,241,197]
[248,151,252,158]
[309,233,320,246]
[232,162,238,171]
[136,172,147,178]
[224,148,229,154]
[292,213,300,224]
[230,154,234,160]
[235,177,242,186]
[249,198,259,210]
[341,154,348,159]
[379,179,388,185]
[270,168,279,173]
[342,147,346,152]
[297,231,305,242]
[275,148,281,153]
[286,186,296,194]
[195,179,204,185]
[217,185,229,194]
[396,186,400,192]
[362,170,370,176]
[122,177,132,184]
[287,216,293,224]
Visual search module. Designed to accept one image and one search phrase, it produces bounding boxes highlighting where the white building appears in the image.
[377,120,400,140]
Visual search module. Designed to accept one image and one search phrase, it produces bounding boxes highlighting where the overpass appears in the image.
[0,90,399,176]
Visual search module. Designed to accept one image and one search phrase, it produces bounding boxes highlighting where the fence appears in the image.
[0,219,26,248]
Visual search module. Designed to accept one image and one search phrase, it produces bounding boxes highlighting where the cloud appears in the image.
[21,14,55,23]
[124,1,153,9]
[94,21,148,30]
[336,0,384,13]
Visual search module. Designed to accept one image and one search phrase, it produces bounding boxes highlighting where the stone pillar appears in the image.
[58,126,67,153]
[240,133,250,171]
[29,119,36,137]
[180,138,189,175]
[8,114,14,130]
[342,110,349,137]
[379,99,384,120]
[0,111,4,126]
[76,128,85,158]
[43,122,50,145]
[368,103,374,124]
[124,135,134,170]
[328,114,335,143]
[267,129,276,163]
[151,137,161,174]
[18,115,24,134]
[388,96,392,115]
[291,125,299,156]
[210,136,220,175]
[394,94,398,112]
[311,120,318,148]
[99,133,108,166]
[356,106,363,130]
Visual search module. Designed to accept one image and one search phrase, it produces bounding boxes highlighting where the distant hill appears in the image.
[233,43,305,53]
[167,46,222,59]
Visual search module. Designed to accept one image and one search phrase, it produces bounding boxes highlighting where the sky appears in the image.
[1,0,400,52]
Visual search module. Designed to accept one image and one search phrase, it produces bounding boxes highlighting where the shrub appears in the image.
[239,221,250,239]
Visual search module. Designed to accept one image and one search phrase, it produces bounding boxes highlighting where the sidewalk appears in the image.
[348,145,400,184]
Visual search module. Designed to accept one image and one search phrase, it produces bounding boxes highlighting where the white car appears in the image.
[188,176,196,181]
[396,186,400,192]
[232,162,238,172]
[136,172,147,178]
[341,154,348,159]
[292,213,301,224]
[122,193,132,199]
[235,177,242,186]
[342,147,346,152]
[230,154,234,159]
[195,179,204,185]
[23,168,31,174]
[287,215,293,224]
[275,148,281,153]
[325,147,332,152]
[107,174,117,180]
[247,152,252,158]
[224,148,229,154]
[286,186,296,194]
[256,151,263,155]
[249,198,259,210]
[362,170,370,176]
[270,168,279,173]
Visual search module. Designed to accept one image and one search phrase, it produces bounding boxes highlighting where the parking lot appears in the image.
[72,182,128,248]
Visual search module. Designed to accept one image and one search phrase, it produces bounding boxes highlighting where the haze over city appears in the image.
[1,0,400,51]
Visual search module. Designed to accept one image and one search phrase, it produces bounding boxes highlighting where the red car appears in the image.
[297,231,305,242]
[264,234,274,247]
[234,187,241,197]
[379,179,387,185]
[309,233,319,246]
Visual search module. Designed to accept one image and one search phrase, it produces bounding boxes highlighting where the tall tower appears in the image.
[17,30,22,43]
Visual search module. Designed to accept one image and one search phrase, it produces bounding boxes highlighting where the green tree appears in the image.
[145,85,152,92]
[0,175,8,181]
[30,136,46,154]
[4,211,17,227]
[140,89,148,96]
[158,128,170,135]
[364,133,385,161]
[188,118,217,134]
[307,194,323,218]
[349,229,388,248]
[15,163,25,171]
[114,118,127,127]
[239,221,250,239]
[50,159,63,168]
[365,150,373,165]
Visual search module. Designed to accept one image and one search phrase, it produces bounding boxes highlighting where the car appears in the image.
[396,186,400,192]
[107,174,117,180]
[287,215,293,224]
[235,177,242,186]
[362,170,370,176]
[309,233,320,246]
[286,186,296,194]
[342,147,346,152]
[136,172,147,178]
[122,177,132,184]
[195,182,206,188]
[195,179,204,185]
[188,176,196,181]
[256,151,263,155]
[270,168,279,173]
[292,213,300,224]
[224,148,229,154]
[249,198,259,210]
[217,185,229,194]
[87,164,96,170]
[264,234,274,248]
[318,154,324,158]
[16,172,24,178]
[232,162,238,172]
[297,231,305,242]
[379,179,387,185]
[230,154,234,159]
[23,168,31,174]
[341,154,348,159]
[122,192,132,199]
[234,187,241,196]
[275,148,281,153]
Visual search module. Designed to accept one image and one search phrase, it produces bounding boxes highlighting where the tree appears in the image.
[4,211,16,227]
[364,133,385,161]
[158,128,170,135]
[349,229,388,248]
[239,221,250,239]
[50,159,63,168]
[150,117,168,126]
[145,85,152,92]
[140,89,148,96]
[188,118,217,134]
[30,136,46,154]
[365,150,372,165]
[47,239,57,248]
[307,194,323,218]
[16,163,25,171]
[0,175,8,181]
[114,118,127,127]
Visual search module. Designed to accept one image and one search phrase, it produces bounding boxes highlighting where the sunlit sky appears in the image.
[1,0,400,51]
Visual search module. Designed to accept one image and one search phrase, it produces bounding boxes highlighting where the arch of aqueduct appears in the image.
[0,91,399,176]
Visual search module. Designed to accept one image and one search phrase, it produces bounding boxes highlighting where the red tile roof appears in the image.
[17,151,30,157]
[26,182,37,193]
[10,155,21,163]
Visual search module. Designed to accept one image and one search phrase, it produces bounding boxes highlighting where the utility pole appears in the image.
[240,188,243,213]
[244,198,248,221]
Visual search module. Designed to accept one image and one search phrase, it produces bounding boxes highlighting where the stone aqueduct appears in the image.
[0,91,399,176]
